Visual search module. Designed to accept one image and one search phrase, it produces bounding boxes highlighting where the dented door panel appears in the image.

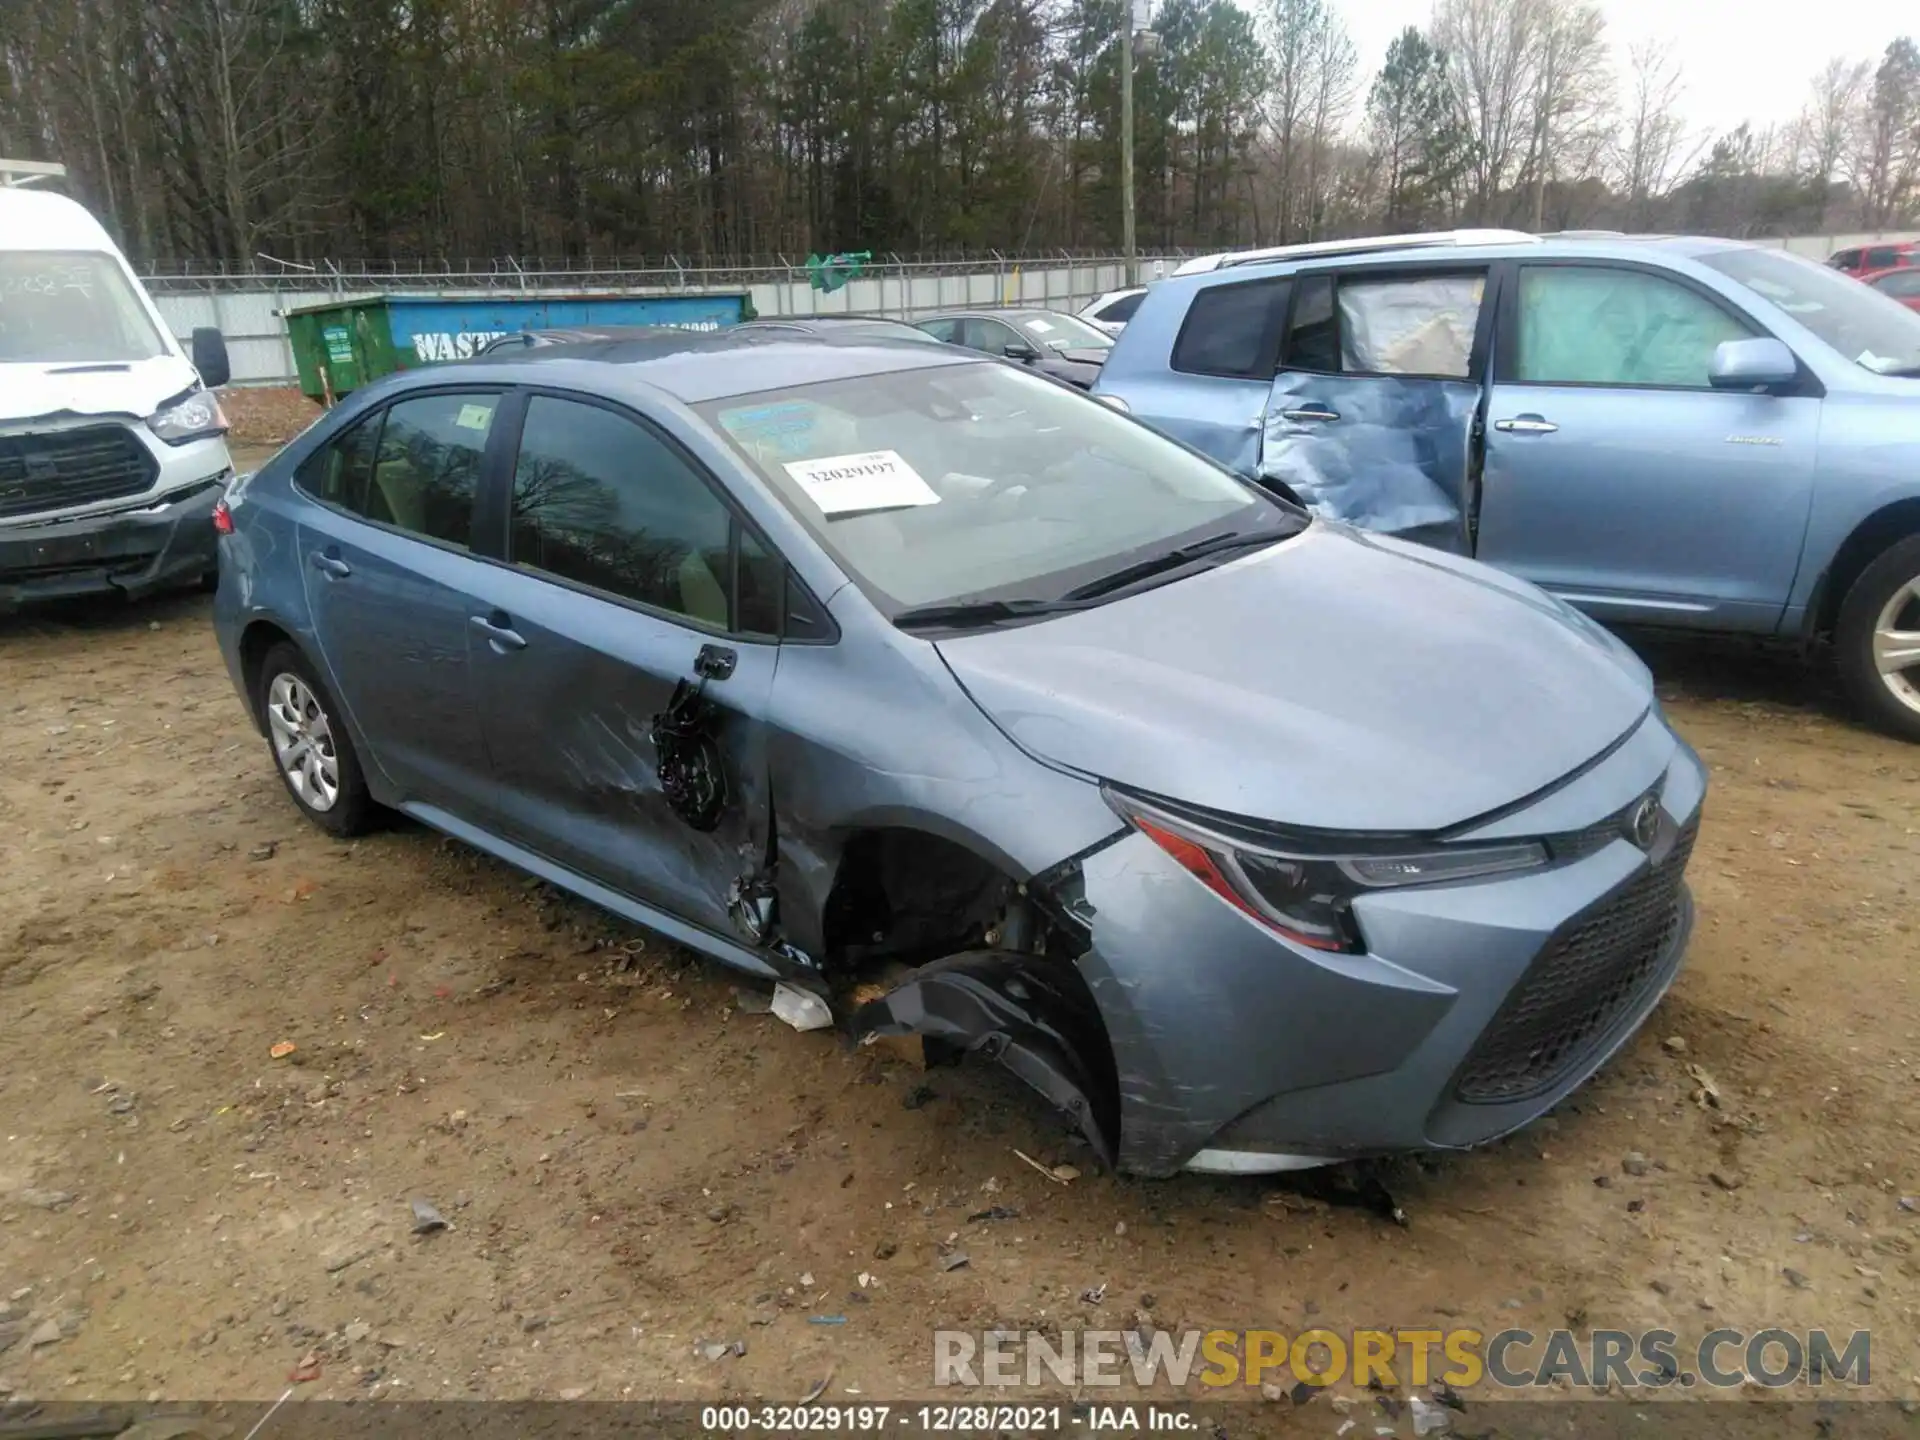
[1259,372,1480,555]
[466,559,777,940]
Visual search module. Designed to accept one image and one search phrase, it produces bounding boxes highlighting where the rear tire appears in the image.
[1835,534,1920,743]
[255,642,373,835]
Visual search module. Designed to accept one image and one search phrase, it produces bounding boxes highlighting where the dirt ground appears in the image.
[0,439,1915,1415]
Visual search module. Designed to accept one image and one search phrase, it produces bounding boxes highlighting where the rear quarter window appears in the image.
[1170,277,1291,379]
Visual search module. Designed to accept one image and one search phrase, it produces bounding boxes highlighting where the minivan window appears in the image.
[1339,273,1482,377]
[1513,266,1752,388]
[700,361,1298,613]
[1173,278,1290,378]
[510,395,735,627]
[1701,246,1920,375]
[0,252,168,363]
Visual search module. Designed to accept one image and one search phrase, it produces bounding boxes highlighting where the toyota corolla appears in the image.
[213,330,1706,1177]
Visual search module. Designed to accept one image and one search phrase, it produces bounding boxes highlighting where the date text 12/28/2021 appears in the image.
[699,1405,1199,1432]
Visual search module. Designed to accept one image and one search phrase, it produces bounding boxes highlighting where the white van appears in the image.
[1,188,235,609]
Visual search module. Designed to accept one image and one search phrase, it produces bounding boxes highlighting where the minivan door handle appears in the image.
[1493,415,1560,435]
[1279,406,1340,423]
[309,549,351,579]
[694,644,737,681]
[470,611,527,652]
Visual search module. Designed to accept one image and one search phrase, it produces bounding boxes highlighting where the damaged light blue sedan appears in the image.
[213,329,1707,1178]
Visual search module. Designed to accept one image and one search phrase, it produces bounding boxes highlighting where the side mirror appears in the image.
[1003,341,1039,363]
[191,327,232,389]
[1709,337,1797,392]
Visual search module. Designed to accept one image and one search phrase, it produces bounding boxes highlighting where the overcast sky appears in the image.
[1334,0,1911,141]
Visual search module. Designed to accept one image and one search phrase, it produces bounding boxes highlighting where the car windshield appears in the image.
[0,251,168,364]
[1015,312,1113,352]
[1700,247,1920,376]
[700,360,1298,613]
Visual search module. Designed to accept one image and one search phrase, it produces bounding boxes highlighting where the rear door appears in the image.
[295,388,507,812]
[1259,263,1495,554]
[1474,259,1820,632]
[461,390,780,940]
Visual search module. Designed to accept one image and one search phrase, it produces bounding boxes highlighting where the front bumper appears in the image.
[1073,709,1709,1177]
[0,481,225,612]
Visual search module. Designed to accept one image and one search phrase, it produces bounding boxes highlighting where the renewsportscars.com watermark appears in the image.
[933,1327,1872,1392]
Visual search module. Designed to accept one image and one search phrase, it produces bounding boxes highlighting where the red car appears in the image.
[1830,240,1920,276]
[1868,267,1920,312]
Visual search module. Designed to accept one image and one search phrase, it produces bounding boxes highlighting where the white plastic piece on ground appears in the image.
[1183,1148,1333,1174]
[771,982,834,1032]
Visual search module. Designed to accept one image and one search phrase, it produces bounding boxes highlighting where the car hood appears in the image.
[934,523,1651,833]
[0,354,197,428]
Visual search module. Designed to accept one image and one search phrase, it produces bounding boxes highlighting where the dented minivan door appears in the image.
[1257,266,1495,555]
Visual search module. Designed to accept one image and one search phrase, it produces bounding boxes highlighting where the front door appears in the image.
[1475,261,1821,632]
[466,392,780,940]
[296,389,505,811]
[1259,265,1494,555]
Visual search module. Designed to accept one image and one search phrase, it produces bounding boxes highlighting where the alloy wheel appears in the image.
[1873,577,1920,719]
[266,672,342,812]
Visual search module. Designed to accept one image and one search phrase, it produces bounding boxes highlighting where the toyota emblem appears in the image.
[1627,796,1661,851]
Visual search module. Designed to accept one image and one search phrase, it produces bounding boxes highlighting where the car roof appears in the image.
[920,307,1078,322]
[457,327,978,404]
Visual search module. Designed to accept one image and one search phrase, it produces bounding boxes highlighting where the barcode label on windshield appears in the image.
[782,450,941,517]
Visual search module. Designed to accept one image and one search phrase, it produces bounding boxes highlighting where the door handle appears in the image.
[1280,406,1340,423]
[469,612,527,652]
[1493,415,1560,434]
[309,549,351,579]
[694,643,737,681]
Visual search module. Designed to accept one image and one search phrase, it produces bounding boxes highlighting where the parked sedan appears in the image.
[913,308,1113,387]
[1080,286,1149,335]
[213,328,1705,1178]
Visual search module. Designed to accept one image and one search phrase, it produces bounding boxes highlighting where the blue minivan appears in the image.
[1093,232,1920,740]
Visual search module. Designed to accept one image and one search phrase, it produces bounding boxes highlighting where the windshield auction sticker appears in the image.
[783,449,941,517]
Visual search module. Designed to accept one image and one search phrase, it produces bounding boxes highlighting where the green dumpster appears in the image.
[282,291,756,403]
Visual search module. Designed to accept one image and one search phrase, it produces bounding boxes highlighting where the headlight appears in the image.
[147,389,229,445]
[1106,789,1546,953]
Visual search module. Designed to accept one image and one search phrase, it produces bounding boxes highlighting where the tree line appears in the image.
[1,0,1916,268]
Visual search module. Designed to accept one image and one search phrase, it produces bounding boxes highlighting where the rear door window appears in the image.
[916,318,960,343]
[1170,277,1291,378]
[1098,292,1145,323]
[295,392,495,548]
[1507,265,1753,389]
[1281,270,1487,378]
[365,393,497,547]
[1864,246,1899,270]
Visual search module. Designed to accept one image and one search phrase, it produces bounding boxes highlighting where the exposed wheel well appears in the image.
[237,620,298,731]
[821,827,1025,971]
[823,825,1121,1162]
[1813,499,1920,639]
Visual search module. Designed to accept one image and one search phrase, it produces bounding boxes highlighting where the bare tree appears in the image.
[1263,0,1354,241]
[1432,0,1539,223]
[1851,37,1920,227]
[1612,38,1688,228]
[1520,0,1610,230]
[1795,56,1869,222]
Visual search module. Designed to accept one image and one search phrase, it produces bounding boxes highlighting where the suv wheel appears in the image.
[256,642,372,834]
[1836,534,1920,743]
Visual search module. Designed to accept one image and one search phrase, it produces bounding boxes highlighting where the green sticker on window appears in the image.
[455,403,493,432]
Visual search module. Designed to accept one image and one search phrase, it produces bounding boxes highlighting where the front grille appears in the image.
[1452,814,1699,1104]
[0,426,157,520]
